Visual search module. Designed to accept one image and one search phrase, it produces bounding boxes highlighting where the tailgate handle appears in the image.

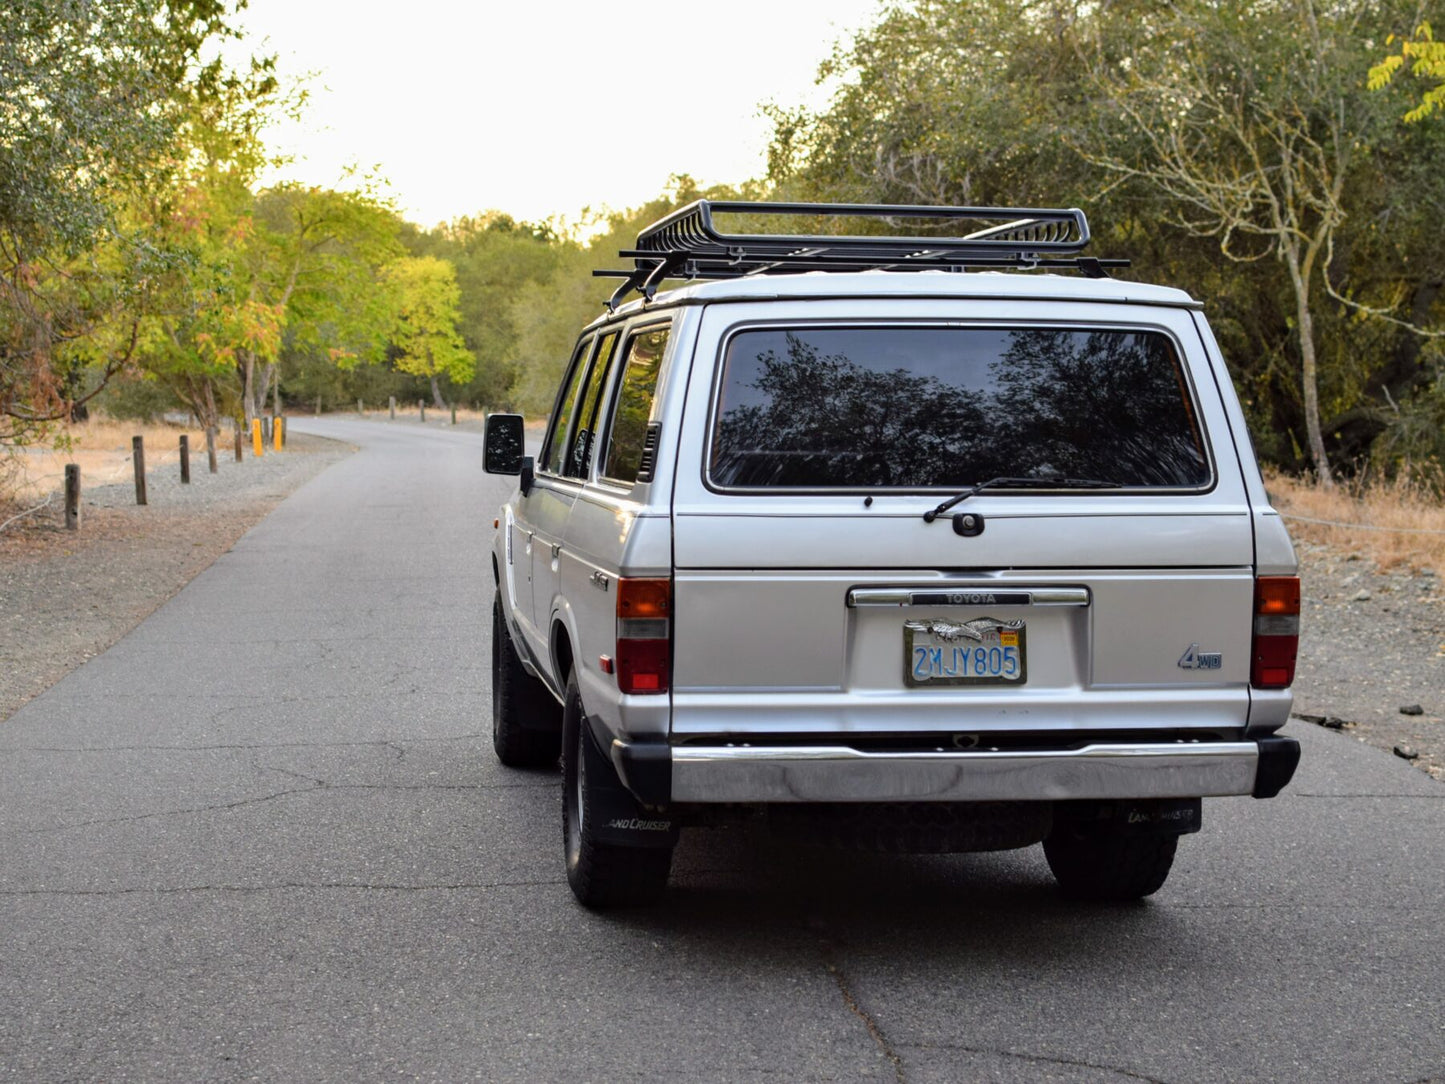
[847,587,1090,608]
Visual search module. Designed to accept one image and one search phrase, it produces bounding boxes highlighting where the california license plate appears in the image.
[904,617,1027,686]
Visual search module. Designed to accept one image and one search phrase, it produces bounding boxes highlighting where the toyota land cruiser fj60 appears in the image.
[483,201,1301,908]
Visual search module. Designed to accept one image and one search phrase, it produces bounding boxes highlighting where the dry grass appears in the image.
[1265,468,1445,575]
[2,414,215,504]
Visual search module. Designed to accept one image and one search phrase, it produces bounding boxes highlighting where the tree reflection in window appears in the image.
[710,328,1209,489]
[602,326,669,484]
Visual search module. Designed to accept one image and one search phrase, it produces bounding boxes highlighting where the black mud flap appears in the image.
[1054,798,1203,837]
[1253,736,1301,799]
[583,717,678,849]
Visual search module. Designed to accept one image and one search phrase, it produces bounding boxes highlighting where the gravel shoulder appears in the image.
[2,429,1441,781]
[0,431,353,721]
[1292,539,1444,780]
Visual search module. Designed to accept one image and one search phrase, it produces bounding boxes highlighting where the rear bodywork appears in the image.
[492,273,1300,815]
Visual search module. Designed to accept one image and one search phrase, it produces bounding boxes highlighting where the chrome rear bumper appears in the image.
[663,741,1265,803]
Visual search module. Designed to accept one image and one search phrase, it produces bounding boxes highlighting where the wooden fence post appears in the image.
[179,435,190,484]
[64,464,80,530]
[419,399,425,423]
[450,403,457,425]
[132,436,147,505]
[206,427,218,473]
[357,398,364,416]
[234,427,244,462]
[389,396,396,420]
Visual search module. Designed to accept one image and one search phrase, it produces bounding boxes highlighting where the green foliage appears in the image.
[382,256,475,403]
[0,0,247,449]
[1370,22,1445,122]
[0,0,240,255]
[507,176,762,415]
[762,0,1445,480]
[404,213,560,408]
[95,374,183,424]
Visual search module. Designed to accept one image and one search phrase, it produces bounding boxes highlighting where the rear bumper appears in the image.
[613,737,1299,805]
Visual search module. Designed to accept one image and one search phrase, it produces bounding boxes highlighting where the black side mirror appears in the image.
[484,413,525,474]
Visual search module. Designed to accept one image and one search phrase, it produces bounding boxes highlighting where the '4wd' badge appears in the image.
[1177,643,1223,671]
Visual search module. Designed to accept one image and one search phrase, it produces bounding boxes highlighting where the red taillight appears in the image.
[1251,576,1300,688]
[617,577,670,695]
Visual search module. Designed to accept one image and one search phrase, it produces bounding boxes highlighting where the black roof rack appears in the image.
[594,200,1127,310]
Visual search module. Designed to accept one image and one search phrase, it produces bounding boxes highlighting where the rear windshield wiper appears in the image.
[922,476,1123,522]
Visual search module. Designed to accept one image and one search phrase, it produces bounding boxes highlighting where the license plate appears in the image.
[904,617,1027,686]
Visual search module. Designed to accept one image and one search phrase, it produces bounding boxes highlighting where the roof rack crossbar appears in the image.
[602,200,1124,307]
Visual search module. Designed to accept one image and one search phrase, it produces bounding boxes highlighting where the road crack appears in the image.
[824,957,906,1083]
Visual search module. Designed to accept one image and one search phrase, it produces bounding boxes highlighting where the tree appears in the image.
[405,214,560,408]
[507,176,760,415]
[1370,21,1445,122]
[0,0,243,446]
[1078,0,1433,486]
[135,60,290,433]
[764,0,1445,482]
[237,184,403,424]
[383,256,475,408]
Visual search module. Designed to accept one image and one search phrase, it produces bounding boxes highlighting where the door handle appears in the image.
[551,543,562,558]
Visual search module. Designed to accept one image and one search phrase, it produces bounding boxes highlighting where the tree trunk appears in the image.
[240,350,256,426]
[430,374,446,411]
[254,363,273,423]
[203,381,219,433]
[1283,246,1334,487]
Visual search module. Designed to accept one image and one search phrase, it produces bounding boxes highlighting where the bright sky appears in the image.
[234,0,885,230]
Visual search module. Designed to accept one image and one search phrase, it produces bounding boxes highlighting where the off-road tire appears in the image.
[1043,829,1178,901]
[561,671,672,908]
[491,596,561,767]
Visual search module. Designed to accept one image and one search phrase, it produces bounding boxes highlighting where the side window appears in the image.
[602,325,669,485]
[564,333,619,479]
[540,337,593,476]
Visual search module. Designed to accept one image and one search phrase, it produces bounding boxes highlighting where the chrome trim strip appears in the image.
[671,741,1258,803]
[847,587,1090,608]
[1029,588,1092,606]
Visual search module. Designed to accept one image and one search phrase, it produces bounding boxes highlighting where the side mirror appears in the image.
[484,413,525,474]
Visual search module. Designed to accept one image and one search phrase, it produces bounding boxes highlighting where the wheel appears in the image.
[561,670,672,908]
[491,595,561,767]
[1043,827,1178,901]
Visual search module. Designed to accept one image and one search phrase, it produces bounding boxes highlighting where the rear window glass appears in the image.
[709,326,1209,489]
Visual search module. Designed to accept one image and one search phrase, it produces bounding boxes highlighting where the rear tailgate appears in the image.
[667,297,1256,741]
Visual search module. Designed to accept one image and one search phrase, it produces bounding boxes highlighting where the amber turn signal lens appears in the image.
[617,577,670,619]
[1254,576,1300,615]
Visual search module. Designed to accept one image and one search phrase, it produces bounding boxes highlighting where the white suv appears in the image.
[484,201,1301,908]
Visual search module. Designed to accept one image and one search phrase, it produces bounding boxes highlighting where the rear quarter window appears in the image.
[601,325,669,486]
[709,326,1210,490]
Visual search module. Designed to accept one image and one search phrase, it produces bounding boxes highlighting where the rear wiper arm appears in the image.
[922,476,1122,523]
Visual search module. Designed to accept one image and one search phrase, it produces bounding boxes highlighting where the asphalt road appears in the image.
[2,417,1441,1084]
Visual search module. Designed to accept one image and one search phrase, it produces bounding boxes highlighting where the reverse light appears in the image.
[617,577,670,695]
[1251,576,1300,688]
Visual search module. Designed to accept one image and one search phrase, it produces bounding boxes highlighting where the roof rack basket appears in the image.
[595,200,1125,309]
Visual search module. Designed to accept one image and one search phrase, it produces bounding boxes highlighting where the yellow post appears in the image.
[274,416,285,451]
[251,418,264,457]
